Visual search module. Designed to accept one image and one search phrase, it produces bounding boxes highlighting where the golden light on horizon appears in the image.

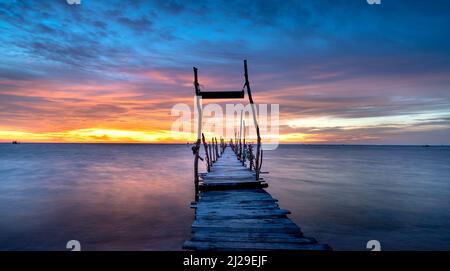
[0,128,331,144]
[0,128,196,143]
[278,133,327,143]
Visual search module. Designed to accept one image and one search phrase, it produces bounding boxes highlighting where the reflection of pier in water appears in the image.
[183,61,330,251]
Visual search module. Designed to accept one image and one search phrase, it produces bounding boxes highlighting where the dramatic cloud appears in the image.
[0,0,449,144]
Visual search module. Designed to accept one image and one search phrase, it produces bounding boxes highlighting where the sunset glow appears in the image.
[1,1,449,144]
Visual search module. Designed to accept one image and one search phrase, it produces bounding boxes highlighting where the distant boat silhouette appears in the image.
[12,141,18,144]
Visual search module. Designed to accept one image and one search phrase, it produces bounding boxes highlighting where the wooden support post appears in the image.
[234,131,237,155]
[193,140,200,201]
[209,144,213,163]
[239,110,243,161]
[202,133,210,172]
[213,137,216,159]
[258,149,264,174]
[211,138,215,161]
[210,138,213,162]
[244,60,262,180]
[193,67,202,201]
[213,137,219,160]
[242,120,246,166]
[215,137,219,159]
[236,133,239,156]
[211,138,215,162]
[248,143,254,171]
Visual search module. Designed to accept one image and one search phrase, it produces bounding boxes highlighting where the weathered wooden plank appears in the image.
[204,176,256,181]
[208,171,252,174]
[200,182,267,190]
[200,189,269,195]
[209,167,252,170]
[191,235,316,244]
[191,225,301,233]
[191,231,305,240]
[201,181,260,185]
[202,181,260,185]
[198,196,277,202]
[195,202,279,210]
[183,241,331,251]
[199,189,272,195]
[198,198,278,204]
[192,224,301,233]
[193,217,300,225]
[207,172,252,175]
[196,201,279,208]
[199,194,273,200]
[196,208,289,216]
[195,215,289,221]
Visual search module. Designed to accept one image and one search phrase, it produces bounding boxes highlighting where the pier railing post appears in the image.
[234,131,239,155]
[215,137,219,159]
[209,144,213,163]
[242,120,246,166]
[202,133,210,172]
[243,60,262,180]
[193,67,202,201]
[239,110,243,162]
[248,143,254,171]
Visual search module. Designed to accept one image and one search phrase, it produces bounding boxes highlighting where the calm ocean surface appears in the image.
[0,144,449,250]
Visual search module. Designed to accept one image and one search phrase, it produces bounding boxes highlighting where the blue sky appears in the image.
[0,0,449,143]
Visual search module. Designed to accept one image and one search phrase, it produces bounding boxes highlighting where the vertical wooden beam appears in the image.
[244,60,261,180]
[193,67,202,200]
[215,137,219,159]
[209,144,213,163]
[212,137,215,161]
[194,67,200,96]
[242,120,246,166]
[239,110,243,161]
[202,133,210,172]
[248,144,254,171]
[212,137,217,162]
[234,131,238,155]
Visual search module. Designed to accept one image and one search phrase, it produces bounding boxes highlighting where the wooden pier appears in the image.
[183,147,330,251]
[184,60,330,251]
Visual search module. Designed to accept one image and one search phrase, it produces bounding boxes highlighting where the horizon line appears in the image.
[1,142,449,146]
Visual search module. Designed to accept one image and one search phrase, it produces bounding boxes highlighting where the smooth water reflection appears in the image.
[0,144,194,250]
[265,145,450,250]
[1,144,449,250]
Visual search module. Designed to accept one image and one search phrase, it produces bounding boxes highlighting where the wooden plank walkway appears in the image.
[183,147,331,251]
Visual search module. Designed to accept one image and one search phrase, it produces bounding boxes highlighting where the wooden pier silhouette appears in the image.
[183,61,330,251]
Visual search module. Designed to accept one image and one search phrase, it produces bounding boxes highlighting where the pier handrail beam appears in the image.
[192,60,263,190]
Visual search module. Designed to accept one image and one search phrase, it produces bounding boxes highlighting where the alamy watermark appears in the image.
[66,240,81,251]
[367,0,381,4]
[171,97,280,150]
[66,0,81,5]
[366,240,382,251]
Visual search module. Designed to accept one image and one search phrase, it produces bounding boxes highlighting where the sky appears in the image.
[0,0,449,144]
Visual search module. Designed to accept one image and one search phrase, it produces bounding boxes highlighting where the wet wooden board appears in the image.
[183,241,331,251]
[183,147,331,251]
